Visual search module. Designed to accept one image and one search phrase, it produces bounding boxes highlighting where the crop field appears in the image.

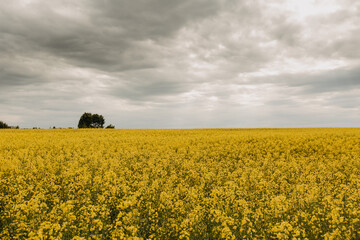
[1,128,360,239]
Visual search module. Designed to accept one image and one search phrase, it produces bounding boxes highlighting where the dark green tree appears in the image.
[91,114,105,128]
[0,121,9,129]
[78,112,93,128]
[78,113,105,128]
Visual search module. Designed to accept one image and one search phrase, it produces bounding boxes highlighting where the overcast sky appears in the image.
[1,0,359,128]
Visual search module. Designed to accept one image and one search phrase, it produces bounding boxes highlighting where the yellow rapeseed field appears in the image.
[1,128,360,239]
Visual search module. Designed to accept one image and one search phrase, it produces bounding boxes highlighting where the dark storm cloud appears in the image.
[91,0,223,39]
[0,0,224,72]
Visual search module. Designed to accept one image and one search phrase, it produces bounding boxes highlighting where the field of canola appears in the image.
[1,128,360,239]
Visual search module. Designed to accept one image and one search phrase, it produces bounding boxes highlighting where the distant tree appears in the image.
[78,112,92,128]
[78,112,105,128]
[106,124,115,129]
[91,114,105,128]
[0,121,9,129]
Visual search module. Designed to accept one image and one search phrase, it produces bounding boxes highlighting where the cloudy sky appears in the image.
[1,0,359,128]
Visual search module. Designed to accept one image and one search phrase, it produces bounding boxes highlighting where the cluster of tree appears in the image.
[78,112,115,129]
[2,113,115,130]
[0,121,19,129]
[0,121,9,128]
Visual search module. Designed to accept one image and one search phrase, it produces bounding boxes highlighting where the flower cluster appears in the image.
[0,128,359,239]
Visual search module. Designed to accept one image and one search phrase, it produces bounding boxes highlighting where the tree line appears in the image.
[0,112,114,129]
[0,121,19,129]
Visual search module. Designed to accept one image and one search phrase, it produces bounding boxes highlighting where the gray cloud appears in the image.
[0,0,224,72]
[253,66,360,94]
[0,0,359,128]
[91,0,223,39]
